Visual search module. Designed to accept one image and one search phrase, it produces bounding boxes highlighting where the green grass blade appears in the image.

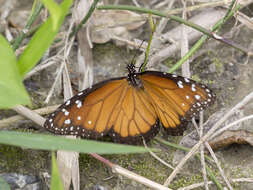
[0,34,30,108]
[40,0,62,30]
[0,131,151,154]
[50,153,64,190]
[0,177,10,190]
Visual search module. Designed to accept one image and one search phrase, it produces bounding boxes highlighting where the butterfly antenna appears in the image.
[130,40,145,68]
[139,16,157,73]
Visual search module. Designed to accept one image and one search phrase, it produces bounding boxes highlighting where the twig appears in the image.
[143,140,174,170]
[44,61,65,103]
[155,0,232,14]
[90,153,172,190]
[181,0,190,78]
[178,177,253,190]
[200,144,209,190]
[198,112,209,190]
[155,137,213,163]
[12,105,45,126]
[155,0,175,34]
[111,35,146,51]
[205,142,233,190]
[24,48,65,79]
[0,105,59,128]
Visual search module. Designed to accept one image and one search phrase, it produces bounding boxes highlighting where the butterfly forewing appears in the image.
[44,78,126,138]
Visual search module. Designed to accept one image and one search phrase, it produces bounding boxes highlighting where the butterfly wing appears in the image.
[44,77,160,144]
[139,71,215,135]
[44,77,126,138]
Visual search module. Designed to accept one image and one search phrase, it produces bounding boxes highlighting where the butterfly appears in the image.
[44,63,215,144]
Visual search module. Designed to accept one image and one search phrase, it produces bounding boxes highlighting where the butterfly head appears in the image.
[126,63,136,74]
[126,64,144,89]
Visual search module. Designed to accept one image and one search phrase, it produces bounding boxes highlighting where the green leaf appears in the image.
[40,0,62,30]
[0,177,10,190]
[17,0,73,77]
[51,153,64,190]
[0,34,30,108]
[0,131,151,154]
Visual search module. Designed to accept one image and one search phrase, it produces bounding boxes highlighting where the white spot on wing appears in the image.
[64,119,71,125]
[88,120,92,125]
[194,95,201,100]
[78,92,83,96]
[184,78,190,82]
[191,84,196,92]
[77,116,81,120]
[186,95,190,99]
[75,100,82,108]
[177,81,184,88]
[65,100,71,106]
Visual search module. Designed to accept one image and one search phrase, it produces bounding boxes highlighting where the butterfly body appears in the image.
[126,64,144,89]
[44,64,215,144]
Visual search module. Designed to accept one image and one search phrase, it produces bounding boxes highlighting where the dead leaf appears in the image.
[209,130,253,150]
[91,10,146,44]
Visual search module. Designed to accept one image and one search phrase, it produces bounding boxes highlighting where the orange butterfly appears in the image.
[44,64,215,144]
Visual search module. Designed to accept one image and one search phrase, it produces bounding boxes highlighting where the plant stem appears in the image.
[12,1,43,50]
[69,0,100,38]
